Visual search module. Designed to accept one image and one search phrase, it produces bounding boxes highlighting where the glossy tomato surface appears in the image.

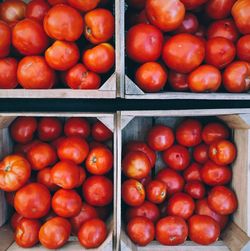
[37,167,59,191]
[67,0,100,12]
[174,12,199,34]
[92,121,112,142]
[183,162,202,182]
[10,212,23,231]
[193,143,209,164]
[146,180,167,204]
[237,35,250,63]
[168,71,189,91]
[0,21,11,58]
[64,117,90,138]
[184,181,206,199]
[0,58,18,89]
[26,0,50,22]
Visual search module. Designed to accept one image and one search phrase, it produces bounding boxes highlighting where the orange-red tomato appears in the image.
[184,181,206,199]
[37,167,59,191]
[67,0,100,12]
[0,58,18,89]
[0,21,11,58]
[193,143,209,164]
[180,0,208,9]
[174,12,199,34]
[25,0,50,23]
[10,212,23,231]
[183,162,202,182]
[64,118,90,138]
[146,180,167,204]
[77,167,86,187]
[168,71,189,91]
[92,121,112,142]
[237,35,250,63]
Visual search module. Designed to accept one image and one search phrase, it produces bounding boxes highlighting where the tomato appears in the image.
[78,218,107,248]
[15,218,41,248]
[84,8,114,44]
[156,168,184,195]
[196,198,229,230]
[156,216,188,245]
[208,186,238,215]
[127,216,154,246]
[237,35,250,62]
[168,71,189,91]
[162,144,190,171]
[176,119,202,147]
[223,61,250,93]
[48,0,66,5]
[209,140,236,165]
[184,181,206,199]
[77,167,86,187]
[135,62,168,93]
[162,34,205,74]
[67,0,100,12]
[188,65,222,92]
[139,175,152,187]
[39,217,71,249]
[26,0,50,23]
[10,117,37,144]
[126,201,160,223]
[188,215,220,245]
[0,58,18,89]
[17,56,56,89]
[174,13,199,34]
[193,144,209,164]
[136,9,150,24]
[44,4,84,41]
[0,21,11,58]
[0,155,31,192]
[183,163,202,182]
[126,24,164,63]
[122,151,151,180]
[57,136,89,164]
[147,125,174,151]
[82,176,113,206]
[146,180,167,204]
[14,183,51,219]
[202,122,230,145]
[127,0,146,9]
[14,140,41,156]
[207,19,240,43]
[122,179,145,206]
[180,0,208,9]
[92,121,112,142]
[37,167,59,191]
[64,118,90,138]
[11,212,23,231]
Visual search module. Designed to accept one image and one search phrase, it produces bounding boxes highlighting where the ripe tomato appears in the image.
[162,144,190,171]
[147,125,174,151]
[77,167,86,187]
[193,144,209,164]
[188,65,222,92]
[26,0,50,23]
[0,58,18,89]
[208,186,238,215]
[135,62,168,93]
[127,216,155,246]
[82,176,113,206]
[136,9,150,24]
[223,61,250,93]
[176,119,202,147]
[0,155,31,192]
[48,0,66,5]
[44,4,84,41]
[15,218,41,248]
[17,56,55,89]
[209,140,236,165]
[156,168,184,195]
[37,167,59,191]
[237,35,250,63]
[0,21,11,58]
[174,13,199,34]
[78,218,107,248]
[183,163,202,182]
[126,24,164,63]
[126,201,160,223]
[39,217,71,249]
[68,0,100,12]
[139,175,152,187]
[84,8,114,44]
[146,180,167,204]
[180,0,208,9]
[162,34,205,74]
[14,140,40,156]
[11,212,23,231]
[92,121,112,142]
[184,181,206,199]
[188,215,220,245]
[127,0,146,9]
[14,183,51,219]
[122,151,151,180]
[168,71,189,91]
[64,117,90,138]
[156,216,188,245]
[122,179,145,206]
[57,136,89,164]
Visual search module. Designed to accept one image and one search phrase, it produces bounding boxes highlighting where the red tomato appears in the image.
[0,58,18,89]
[57,136,89,164]
[209,140,236,165]
[37,167,59,191]
[39,217,71,249]
[48,0,67,4]
[0,155,31,192]
[126,24,164,63]
[188,215,220,245]
[180,0,208,9]
[208,186,238,215]
[135,62,168,93]
[127,216,155,246]
[14,140,41,156]
[168,71,189,91]
[147,125,174,151]
[156,216,188,245]
[0,21,11,58]
[82,176,113,206]
[64,118,90,138]
[156,168,184,195]
[127,0,146,9]
[44,4,84,41]
[25,0,50,23]
[139,175,152,187]
[237,35,250,63]
[78,218,107,248]
[67,0,100,12]
[17,56,56,89]
[183,163,202,182]
[11,212,23,231]
[136,9,150,24]
[176,119,202,147]
[122,179,145,206]
[184,181,206,199]
[162,34,205,74]
[92,121,112,142]
[84,8,114,44]
[77,167,86,187]
[14,183,51,219]
[15,218,41,248]
[162,144,190,171]
[146,180,167,204]
[193,144,209,164]
[174,13,199,34]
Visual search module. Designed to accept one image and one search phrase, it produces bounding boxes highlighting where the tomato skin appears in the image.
[174,13,199,34]
[127,216,155,246]
[37,167,59,191]
[156,216,188,245]
[139,175,152,187]
[92,121,112,142]
[180,0,208,9]
[168,71,189,91]
[26,0,50,23]
[122,179,145,206]
[44,4,84,42]
[14,183,51,219]
[126,24,164,63]
[84,8,114,44]
[184,181,206,199]
[188,215,220,245]
[48,0,66,5]
[183,163,202,182]
[11,212,23,231]
[39,217,71,249]
[0,155,31,192]
[0,21,11,58]
[64,118,90,138]
[146,180,167,204]
[67,0,100,12]
[0,58,18,89]
[14,140,41,156]
[237,35,250,63]
[193,144,209,164]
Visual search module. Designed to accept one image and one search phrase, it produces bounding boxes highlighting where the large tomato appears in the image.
[14,140,40,156]
[26,0,50,23]
[193,143,209,164]
[0,58,18,89]
[146,180,167,204]
[183,162,202,182]
[174,12,199,34]
[77,167,86,187]
[0,21,11,58]
[184,181,206,199]
[92,121,112,142]
[237,35,250,62]
[37,167,59,191]
[67,0,100,12]
[168,71,189,91]
[64,117,90,138]
[10,212,23,231]
[180,0,208,9]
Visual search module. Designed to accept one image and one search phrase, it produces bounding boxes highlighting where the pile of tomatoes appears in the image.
[0,0,115,89]
[0,116,114,249]
[126,0,250,93]
[122,118,238,246]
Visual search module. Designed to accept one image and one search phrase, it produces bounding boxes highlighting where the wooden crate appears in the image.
[116,109,250,251]
[0,112,116,251]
